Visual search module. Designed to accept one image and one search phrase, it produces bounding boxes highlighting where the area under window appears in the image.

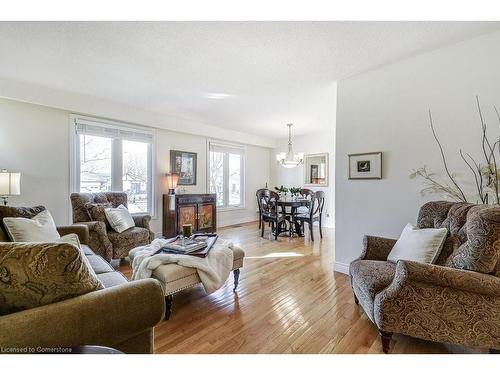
[72,116,154,215]
[208,141,245,209]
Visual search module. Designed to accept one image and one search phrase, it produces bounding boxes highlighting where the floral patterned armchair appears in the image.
[349,201,500,353]
[70,192,154,262]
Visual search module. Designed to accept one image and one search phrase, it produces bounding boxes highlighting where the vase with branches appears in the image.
[410,96,500,205]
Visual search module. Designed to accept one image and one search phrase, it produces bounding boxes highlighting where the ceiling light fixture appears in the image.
[276,123,304,169]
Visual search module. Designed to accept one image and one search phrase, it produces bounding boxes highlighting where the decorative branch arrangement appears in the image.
[410,96,500,205]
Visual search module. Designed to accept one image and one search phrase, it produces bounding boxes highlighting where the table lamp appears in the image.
[166,172,180,211]
[0,169,21,206]
[165,172,180,195]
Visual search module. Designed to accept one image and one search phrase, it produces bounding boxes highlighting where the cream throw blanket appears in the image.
[131,238,234,294]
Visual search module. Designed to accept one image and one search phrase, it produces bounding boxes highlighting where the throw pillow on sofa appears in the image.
[0,205,46,241]
[3,210,60,242]
[0,241,104,315]
[387,223,448,264]
[105,204,135,233]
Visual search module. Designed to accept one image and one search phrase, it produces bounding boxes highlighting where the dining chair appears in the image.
[256,189,285,240]
[256,188,268,230]
[293,190,325,241]
[296,188,314,215]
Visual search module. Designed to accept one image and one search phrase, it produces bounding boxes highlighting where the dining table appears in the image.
[274,198,310,237]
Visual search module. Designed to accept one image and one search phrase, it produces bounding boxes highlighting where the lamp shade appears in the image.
[165,172,180,193]
[0,170,21,196]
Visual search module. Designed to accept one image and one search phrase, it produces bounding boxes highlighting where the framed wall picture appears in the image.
[348,152,382,179]
[170,150,197,185]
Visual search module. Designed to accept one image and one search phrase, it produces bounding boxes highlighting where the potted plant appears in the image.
[289,187,302,200]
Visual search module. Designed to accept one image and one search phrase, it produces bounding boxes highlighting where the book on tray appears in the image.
[159,233,218,257]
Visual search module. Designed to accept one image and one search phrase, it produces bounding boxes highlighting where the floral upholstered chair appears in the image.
[70,192,154,262]
[349,201,500,353]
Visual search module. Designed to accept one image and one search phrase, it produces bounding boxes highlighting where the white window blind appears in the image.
[209,142,245,155]
[75,118,154,143]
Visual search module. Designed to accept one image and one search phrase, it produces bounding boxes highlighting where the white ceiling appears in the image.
[0,21,499,139]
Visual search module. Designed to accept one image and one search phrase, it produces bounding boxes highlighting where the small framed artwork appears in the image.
[348,152,382,179]
[170,150,197,185]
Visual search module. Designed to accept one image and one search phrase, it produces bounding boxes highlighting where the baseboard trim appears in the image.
[333,261,350,275]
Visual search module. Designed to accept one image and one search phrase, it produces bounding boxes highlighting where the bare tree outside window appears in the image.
[79,135,112,192]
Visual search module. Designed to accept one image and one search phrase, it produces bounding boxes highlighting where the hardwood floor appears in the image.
[119,221,484,354]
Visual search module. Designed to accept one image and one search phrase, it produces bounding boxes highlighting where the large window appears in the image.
[208,141,245,208]
[72,116,154,215]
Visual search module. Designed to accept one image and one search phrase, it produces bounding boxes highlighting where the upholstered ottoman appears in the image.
[128,245,244,320]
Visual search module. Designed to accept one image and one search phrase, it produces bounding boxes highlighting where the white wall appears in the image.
[334,31,500,273]
[0,99,70,222]
[0,97,270,233]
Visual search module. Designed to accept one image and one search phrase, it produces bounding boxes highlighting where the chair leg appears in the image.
[309,222,314,241]
[274,221,278,240]
[319,217,323,239]
[164,295,173,320]
[233,269,240,291]
[261,220,264,237]
[379,330,393,353]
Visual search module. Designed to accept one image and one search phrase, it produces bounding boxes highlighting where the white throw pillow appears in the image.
[387,223,448,264]
[104,204,135,233]
[3,210,60,242]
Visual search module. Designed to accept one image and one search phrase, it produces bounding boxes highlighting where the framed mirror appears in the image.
[304,153,328,186]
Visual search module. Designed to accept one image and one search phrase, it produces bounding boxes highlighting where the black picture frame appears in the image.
[170,150,197,185]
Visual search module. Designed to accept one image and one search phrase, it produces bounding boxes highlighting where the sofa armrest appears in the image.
[132,214,151,229]
[357,235,397,261]
[57,224,90,245]
[77,221,113,261]
[392,260,500,296]
[0,279,165,353]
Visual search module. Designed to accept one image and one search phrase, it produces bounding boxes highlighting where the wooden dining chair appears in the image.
[256,189,285,240]
[293,190,325,241]
[256,188,267,230]
[296,188,314,215]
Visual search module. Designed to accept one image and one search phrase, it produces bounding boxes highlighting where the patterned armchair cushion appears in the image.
[0,205,46,242]
[417,201,455,230]
[445,206,500,275]
[417,201,479,266]
[0,242,104,315]
[84,202,112,228]
[349,259,396,320]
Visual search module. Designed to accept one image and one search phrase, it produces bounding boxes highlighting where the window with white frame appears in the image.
[208,141,245,208]
[71,116,154,215]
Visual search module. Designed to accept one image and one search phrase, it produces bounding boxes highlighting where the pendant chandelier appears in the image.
[276,123,304,168]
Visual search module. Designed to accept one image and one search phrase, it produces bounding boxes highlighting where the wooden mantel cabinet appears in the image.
[162,194,217,238]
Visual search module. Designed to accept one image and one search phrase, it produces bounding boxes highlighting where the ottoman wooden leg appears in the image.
[233,269,240,291]
[164,295,173,320]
